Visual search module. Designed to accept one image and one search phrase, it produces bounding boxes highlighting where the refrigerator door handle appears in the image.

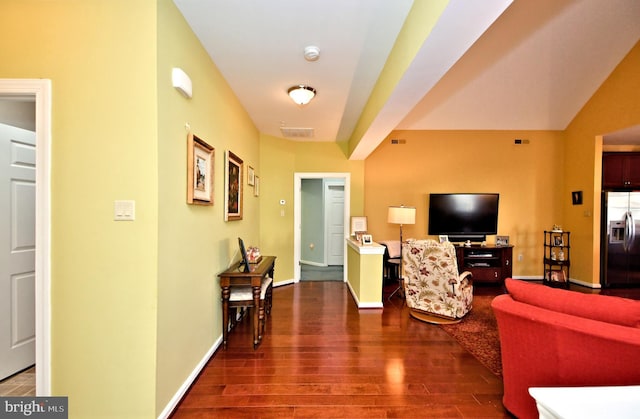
[629,211,636,252]
[624,211,634,253]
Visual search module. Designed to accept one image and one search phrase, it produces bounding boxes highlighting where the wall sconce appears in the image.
[172,68,192,99]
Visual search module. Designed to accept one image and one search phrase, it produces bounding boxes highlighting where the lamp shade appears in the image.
[288,85,316,105]
[388,206,416,225]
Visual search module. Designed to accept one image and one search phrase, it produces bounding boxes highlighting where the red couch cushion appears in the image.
[505,278,640,328]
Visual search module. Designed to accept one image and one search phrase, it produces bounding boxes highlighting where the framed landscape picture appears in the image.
[187,133,214,205]
[224,150,243,221]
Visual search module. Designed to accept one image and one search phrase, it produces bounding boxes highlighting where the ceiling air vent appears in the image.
[280,127,315,138]
[390,138,406,144]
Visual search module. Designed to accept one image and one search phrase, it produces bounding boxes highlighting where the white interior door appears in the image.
[0,122,36,380]
[326,184,344,266]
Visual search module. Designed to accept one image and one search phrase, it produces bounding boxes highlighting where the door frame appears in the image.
[0,79,51,395]
[294,173,350,283]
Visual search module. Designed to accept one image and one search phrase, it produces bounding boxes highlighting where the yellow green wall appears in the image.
[260,136,364,282]
[2,1,158,417]
[563,40,640,286]
[364,130,566,278]
[1,0,260,417]
[155,0,260,415]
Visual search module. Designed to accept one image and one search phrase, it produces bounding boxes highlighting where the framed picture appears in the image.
[254,175,260,197]
[553,236,564,246]
[247,165,255,186]
[572,190,583,205]
[354,231,366,243]
[224,150,243,221]
[351,216,368,236]
[362,234,373,245]
[496,235,510,246]
[439,235,449,243]
[187,133,214,205]
[549,270,566,282]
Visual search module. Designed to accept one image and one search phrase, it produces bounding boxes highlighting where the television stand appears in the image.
[455,244,513,284]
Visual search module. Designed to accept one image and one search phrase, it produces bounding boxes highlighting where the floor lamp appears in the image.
[387,205,416,299]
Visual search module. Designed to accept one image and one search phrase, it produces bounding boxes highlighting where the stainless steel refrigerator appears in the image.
[602,191,640,286]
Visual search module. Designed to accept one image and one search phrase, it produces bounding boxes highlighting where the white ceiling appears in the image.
[173,0,640,158]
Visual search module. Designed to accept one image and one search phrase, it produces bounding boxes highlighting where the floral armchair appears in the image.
[402,239,473,323]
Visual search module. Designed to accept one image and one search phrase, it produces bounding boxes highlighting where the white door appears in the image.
[326,184,344,266]
[0,123,36,380]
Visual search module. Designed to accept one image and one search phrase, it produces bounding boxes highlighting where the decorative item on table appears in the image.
[552,224,563,232]
[496,235,509,246]
[247,246,262,264]
[548,270,566,282]
[354,231,366,243]
[362,234,373,245]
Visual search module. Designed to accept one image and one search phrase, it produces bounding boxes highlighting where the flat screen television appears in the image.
[428,193,499,242]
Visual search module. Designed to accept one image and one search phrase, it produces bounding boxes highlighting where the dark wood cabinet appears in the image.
[602,152,640,188]
[455,245,513,284]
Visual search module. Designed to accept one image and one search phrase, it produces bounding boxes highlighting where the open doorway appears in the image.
[294,173,350,283]
[0,79,52,396]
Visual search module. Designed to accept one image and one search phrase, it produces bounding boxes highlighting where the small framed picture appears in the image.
[550,270,566,282]
[254,175,260,197]
[224,150,243,221]
[247,165,255,186]
[362,234,373,245]
[496,235,510,246]
[351,217,368,236]
[553,236,564,246]
[438,235,449,243]
[354,231,366,243]
[572,190,583,205]
[187,133,214,205]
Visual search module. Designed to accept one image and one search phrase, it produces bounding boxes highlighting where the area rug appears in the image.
[439,295,503,377]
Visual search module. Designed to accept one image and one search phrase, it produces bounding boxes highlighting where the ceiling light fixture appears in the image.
[287,85,316,105]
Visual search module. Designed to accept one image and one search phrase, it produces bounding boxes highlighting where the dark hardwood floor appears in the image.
[170,279,640,418]
[171,281,511,418]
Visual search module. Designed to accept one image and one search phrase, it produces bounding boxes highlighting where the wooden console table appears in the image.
[218,256,276,349]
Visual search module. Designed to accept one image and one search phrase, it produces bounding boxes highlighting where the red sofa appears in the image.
[491,279,640,419]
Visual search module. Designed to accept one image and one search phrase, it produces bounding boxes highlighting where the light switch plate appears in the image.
[114,200,135,221]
